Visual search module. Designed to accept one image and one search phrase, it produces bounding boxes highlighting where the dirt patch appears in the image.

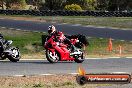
[22,54,44,59]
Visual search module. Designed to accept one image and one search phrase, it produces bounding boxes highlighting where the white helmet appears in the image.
[48,25,56,34]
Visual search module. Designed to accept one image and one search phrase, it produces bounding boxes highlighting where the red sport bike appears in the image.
[44,34,89,63]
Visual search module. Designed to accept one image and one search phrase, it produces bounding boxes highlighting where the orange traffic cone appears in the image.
[108,38,113,52]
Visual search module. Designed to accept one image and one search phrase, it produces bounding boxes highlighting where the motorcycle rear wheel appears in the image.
[74,53,84,63]
[46,50,60,63]
[8,47,20,62]
[0,54,6,60]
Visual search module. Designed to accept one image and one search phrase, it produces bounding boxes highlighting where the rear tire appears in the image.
[74,53,84,63]
[0,54,6,60]
[8,47,20,62]
[46,50,60,63]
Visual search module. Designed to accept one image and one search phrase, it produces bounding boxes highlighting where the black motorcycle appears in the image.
[0,38,20,62]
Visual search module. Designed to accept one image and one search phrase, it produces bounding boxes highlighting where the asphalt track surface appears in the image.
[0,19,132,41]
[0,19,132,76]
[0,58,132,76]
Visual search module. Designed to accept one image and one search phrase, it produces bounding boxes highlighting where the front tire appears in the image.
[8,47,20,62]
[46,50,60,63]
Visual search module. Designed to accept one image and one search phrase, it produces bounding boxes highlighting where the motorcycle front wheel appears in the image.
[46,50,60,63]
[7,47,20,62]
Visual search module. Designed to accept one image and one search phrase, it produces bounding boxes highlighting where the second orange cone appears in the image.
[108,38,113,52]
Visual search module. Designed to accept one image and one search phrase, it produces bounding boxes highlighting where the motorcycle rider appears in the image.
[0,34,7,45]
[47,25,75,52]
[0,34,8,53]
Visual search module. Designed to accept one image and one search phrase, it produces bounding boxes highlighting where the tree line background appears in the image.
[0,0,132,11]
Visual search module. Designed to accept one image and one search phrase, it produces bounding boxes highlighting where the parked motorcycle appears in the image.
[0,38,20,62]
[44,34,88,63]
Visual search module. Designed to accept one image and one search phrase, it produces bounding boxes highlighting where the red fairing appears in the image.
[44,34,74,61]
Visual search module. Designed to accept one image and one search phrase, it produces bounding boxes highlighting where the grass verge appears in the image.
[0,28,132,59]
[0,28,44,59]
